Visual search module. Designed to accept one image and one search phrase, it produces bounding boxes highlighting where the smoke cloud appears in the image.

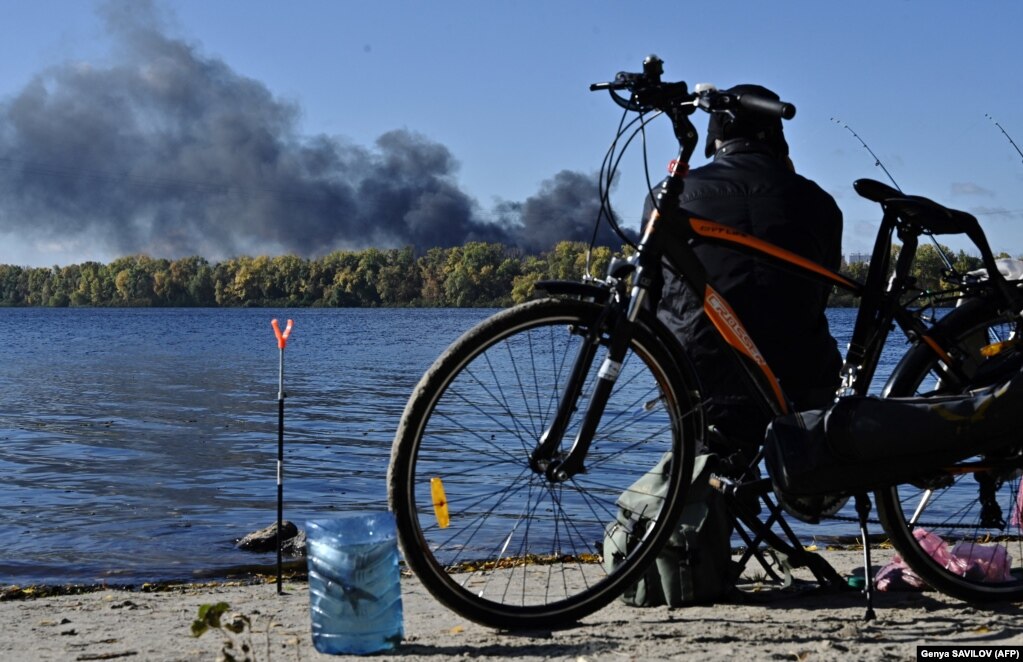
[0,2,625,263]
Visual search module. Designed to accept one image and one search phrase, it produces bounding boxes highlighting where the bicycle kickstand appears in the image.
[854,492,877,622]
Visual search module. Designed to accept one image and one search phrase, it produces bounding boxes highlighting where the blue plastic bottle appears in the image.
[306,513,404,654]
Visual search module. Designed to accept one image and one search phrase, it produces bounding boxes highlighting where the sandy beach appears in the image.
[3,549,1022,661]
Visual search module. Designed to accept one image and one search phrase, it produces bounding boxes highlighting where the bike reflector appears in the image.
[431,477,450,529]
[981,339,1020,358]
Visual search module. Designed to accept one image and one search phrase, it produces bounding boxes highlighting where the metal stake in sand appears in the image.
[271,318,293,595]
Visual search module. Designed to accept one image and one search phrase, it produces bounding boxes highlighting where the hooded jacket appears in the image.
[650,138,843,452]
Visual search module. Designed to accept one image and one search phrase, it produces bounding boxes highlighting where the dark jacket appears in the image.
[650,138,843,452]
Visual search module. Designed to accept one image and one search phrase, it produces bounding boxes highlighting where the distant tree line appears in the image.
[0,242,616,308]
[0,241,1010,308]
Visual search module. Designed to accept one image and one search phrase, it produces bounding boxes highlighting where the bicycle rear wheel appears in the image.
[388,297,700,629]
[877,297,1023,601]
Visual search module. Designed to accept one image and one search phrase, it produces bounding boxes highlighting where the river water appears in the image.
[0,306,898,585]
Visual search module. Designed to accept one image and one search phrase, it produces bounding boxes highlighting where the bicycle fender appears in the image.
[534,280,611,303]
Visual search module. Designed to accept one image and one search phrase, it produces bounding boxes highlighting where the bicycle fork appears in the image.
[530,289,647,482]
[531,158,682,482]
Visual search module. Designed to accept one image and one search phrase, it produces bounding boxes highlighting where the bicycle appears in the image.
[387,55,1023,630]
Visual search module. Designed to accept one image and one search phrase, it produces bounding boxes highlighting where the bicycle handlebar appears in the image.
[591,54,796,121]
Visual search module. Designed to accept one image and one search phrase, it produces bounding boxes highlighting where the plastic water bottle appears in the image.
[306,513,404,654]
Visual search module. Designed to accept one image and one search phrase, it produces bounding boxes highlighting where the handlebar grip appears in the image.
[736,93,796,120]
[590,82,619,91]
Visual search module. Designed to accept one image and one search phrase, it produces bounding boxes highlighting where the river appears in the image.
[0,306,901,584]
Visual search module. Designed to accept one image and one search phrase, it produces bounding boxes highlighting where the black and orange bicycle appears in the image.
[387,55,1023,629]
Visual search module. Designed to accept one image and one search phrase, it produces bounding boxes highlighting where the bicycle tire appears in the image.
[387,297,700,629]
[876,297,1023,601]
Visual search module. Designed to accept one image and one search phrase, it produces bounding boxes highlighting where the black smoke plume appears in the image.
[0,2,624,263]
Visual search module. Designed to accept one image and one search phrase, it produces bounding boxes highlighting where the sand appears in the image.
[3,550,1022,661]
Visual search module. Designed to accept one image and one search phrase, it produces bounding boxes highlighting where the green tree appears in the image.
[270,254,308,306]
[49,264,79,307]
[418,247,452,305]
[91,262,117,305]
[0,265,26,305]
[213,259,240,306]
[841,259,871,284]
[170,256,215,306]
[911,244,950,294]
[227,256,262,305]
[544,241,587,281]
[443,242,516,307]
[376,247,421,306]
[511,255,546,304]
[321,251,365,306]
[24,267,55,306]
[72,262,108,306]
[587,245,614,281]
[951,250,983,276]
[109,255,161,306]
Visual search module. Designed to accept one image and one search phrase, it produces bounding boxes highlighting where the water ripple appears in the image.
[0,307,896,584]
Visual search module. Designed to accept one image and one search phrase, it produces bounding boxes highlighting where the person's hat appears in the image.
[705,84,790,158]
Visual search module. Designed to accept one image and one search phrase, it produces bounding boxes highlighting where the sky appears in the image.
[1,0,1022,267]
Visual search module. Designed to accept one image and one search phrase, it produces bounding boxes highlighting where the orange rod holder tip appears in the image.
[271,318,294,350]
[431,477,451,529]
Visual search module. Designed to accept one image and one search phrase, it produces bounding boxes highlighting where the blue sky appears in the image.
[1,0,1022,267]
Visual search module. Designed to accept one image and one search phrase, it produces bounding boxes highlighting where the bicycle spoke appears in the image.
[484,346,542,446]
[427,411,526,468]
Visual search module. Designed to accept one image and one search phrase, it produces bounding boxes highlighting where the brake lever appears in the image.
[669,110,698,163]
[696,88,732,116]
[609,89,646,112]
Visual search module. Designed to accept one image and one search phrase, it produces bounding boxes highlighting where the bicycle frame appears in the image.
[533,147,1022,483]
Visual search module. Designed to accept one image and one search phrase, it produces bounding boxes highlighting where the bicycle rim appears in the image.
[388,298,699,629]
[877,298,1023,601]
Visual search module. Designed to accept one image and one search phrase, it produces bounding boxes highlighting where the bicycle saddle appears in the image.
[854,178,980,236]
[853,178,901,202]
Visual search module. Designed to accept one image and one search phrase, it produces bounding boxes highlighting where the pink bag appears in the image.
[876,529,945,591]
[912,528,955,568]
[950,542,1012,582]
[875,561,927,591]
[875,528,1012,591]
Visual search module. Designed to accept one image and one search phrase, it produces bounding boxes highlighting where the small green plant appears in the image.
[192,602,255,662]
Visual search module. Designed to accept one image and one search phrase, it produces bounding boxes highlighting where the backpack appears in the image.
[603,453,736,606]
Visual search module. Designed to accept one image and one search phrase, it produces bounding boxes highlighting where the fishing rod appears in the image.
[831,117,902,192]
[831,118,960,274]
[985,114,1023,164]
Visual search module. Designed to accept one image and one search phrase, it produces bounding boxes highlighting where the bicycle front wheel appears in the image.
[877,297,1023,601]
[388,297,700,629]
